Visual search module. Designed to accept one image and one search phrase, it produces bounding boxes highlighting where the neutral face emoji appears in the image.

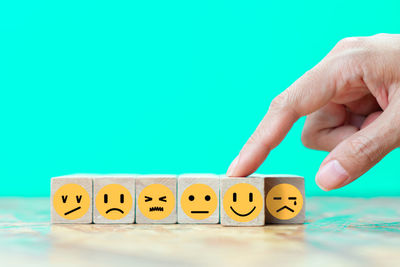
[266,183,303,220]
[223,183,263,222]
[180,184,218,220]
[53,184,90,220]
[138,184,175,220]
[95,184,133,220]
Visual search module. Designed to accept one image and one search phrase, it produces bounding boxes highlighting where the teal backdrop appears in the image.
[1,0,399,197]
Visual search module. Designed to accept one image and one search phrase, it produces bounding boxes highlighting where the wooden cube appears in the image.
[254,174,305,224]
[220,176,265,226]
[93,175,136,224]
[135,175,177,224]
[177,174,219,224]
[51,175,93,224]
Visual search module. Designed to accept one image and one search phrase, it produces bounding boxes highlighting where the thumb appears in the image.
[315,104,400,191]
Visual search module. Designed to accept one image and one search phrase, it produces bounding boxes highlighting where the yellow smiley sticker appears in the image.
[138,184,175,220]
[180,184,218,220]
[266,183,303,220]
[53,184,91,220]
[223,183,263,222]
[95,184,133,220]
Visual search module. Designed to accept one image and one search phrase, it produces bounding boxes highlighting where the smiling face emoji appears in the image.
[223,183,263,222]
[180,184,218,220]
[95,184,133,220]
[53,184,91,220]
[266,183,303,220]
[138,184,175,220]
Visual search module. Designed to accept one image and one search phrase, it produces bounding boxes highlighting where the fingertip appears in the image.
[226,155,239,177]
[315,176,330,191]
[316,160,350,191]
[226,152,259,177]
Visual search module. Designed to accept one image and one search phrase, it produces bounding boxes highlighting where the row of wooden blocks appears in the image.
[51,174,305,226]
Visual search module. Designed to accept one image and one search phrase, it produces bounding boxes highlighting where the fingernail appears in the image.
[227,155,240,176]
[316,160,350,191]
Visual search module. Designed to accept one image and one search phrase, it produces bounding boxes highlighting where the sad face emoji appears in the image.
[266,183,303,220]
[138,184,175,220]
[53,184,91,220]
[95,184,133,220]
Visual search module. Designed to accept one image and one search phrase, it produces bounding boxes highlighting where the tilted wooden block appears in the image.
[93,175,136,224]
[135,175,177,224]
[177,174,220,224]
[253,174,305,224]
[220,176,265,226]
[51,175,93,224]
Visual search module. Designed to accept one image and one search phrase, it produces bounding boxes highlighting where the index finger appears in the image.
[226,60,339,177]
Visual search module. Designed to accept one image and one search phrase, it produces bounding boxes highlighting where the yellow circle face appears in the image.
[53,184,90,220]
[180,184,218,220]
[223,183,263,222]
[138,184,175,220]
[95,184,133,220]
[266,183,303,220]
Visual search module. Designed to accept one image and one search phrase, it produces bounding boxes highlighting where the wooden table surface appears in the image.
[1,197,400,267]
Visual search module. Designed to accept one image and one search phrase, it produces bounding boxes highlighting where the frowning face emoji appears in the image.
[138,184,175,220]
[53,184,91,220]
[95,184,133,220]
[266,183,303,220]
[223,183,263,222]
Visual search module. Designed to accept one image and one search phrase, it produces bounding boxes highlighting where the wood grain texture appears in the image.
[177,174,219,224]
[93,176,135,224]
[2,197,400,266]
[51,175,93,224]
[220,176,265,226]
[135,175,177,224]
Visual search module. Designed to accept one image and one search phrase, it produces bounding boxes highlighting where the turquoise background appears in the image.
[1,1,399,197]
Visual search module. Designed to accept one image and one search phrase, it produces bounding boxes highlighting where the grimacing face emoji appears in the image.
[95,184,133,220]
[138,184,175,220]
[180,184,218,220]
[223,183,263,222]
[266,183,303,220]
[53,184,90,220]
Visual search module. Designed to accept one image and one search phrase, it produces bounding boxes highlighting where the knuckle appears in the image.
[335,37,364,50]
[373,33,389,38]
[346,53,364,66]
[341,53,365,75]
[301,126,325,150]
[247,132,259,145]
[332,37,373,63]
[269,90,291,112]
[329,49,368,79]
[301,129,315,149]
[347,135,379,164]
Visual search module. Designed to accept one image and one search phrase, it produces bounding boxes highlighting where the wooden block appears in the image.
[253,174,305,224]
[135,175,177,224]
[51,175,93,224]
[93,175,135,224]
[177,174,220,224]
[220,176,265,226]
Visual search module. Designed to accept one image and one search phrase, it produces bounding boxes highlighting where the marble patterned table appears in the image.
[0,197,399,266]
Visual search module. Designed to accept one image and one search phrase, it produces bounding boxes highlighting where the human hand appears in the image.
[227,34,400,191]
